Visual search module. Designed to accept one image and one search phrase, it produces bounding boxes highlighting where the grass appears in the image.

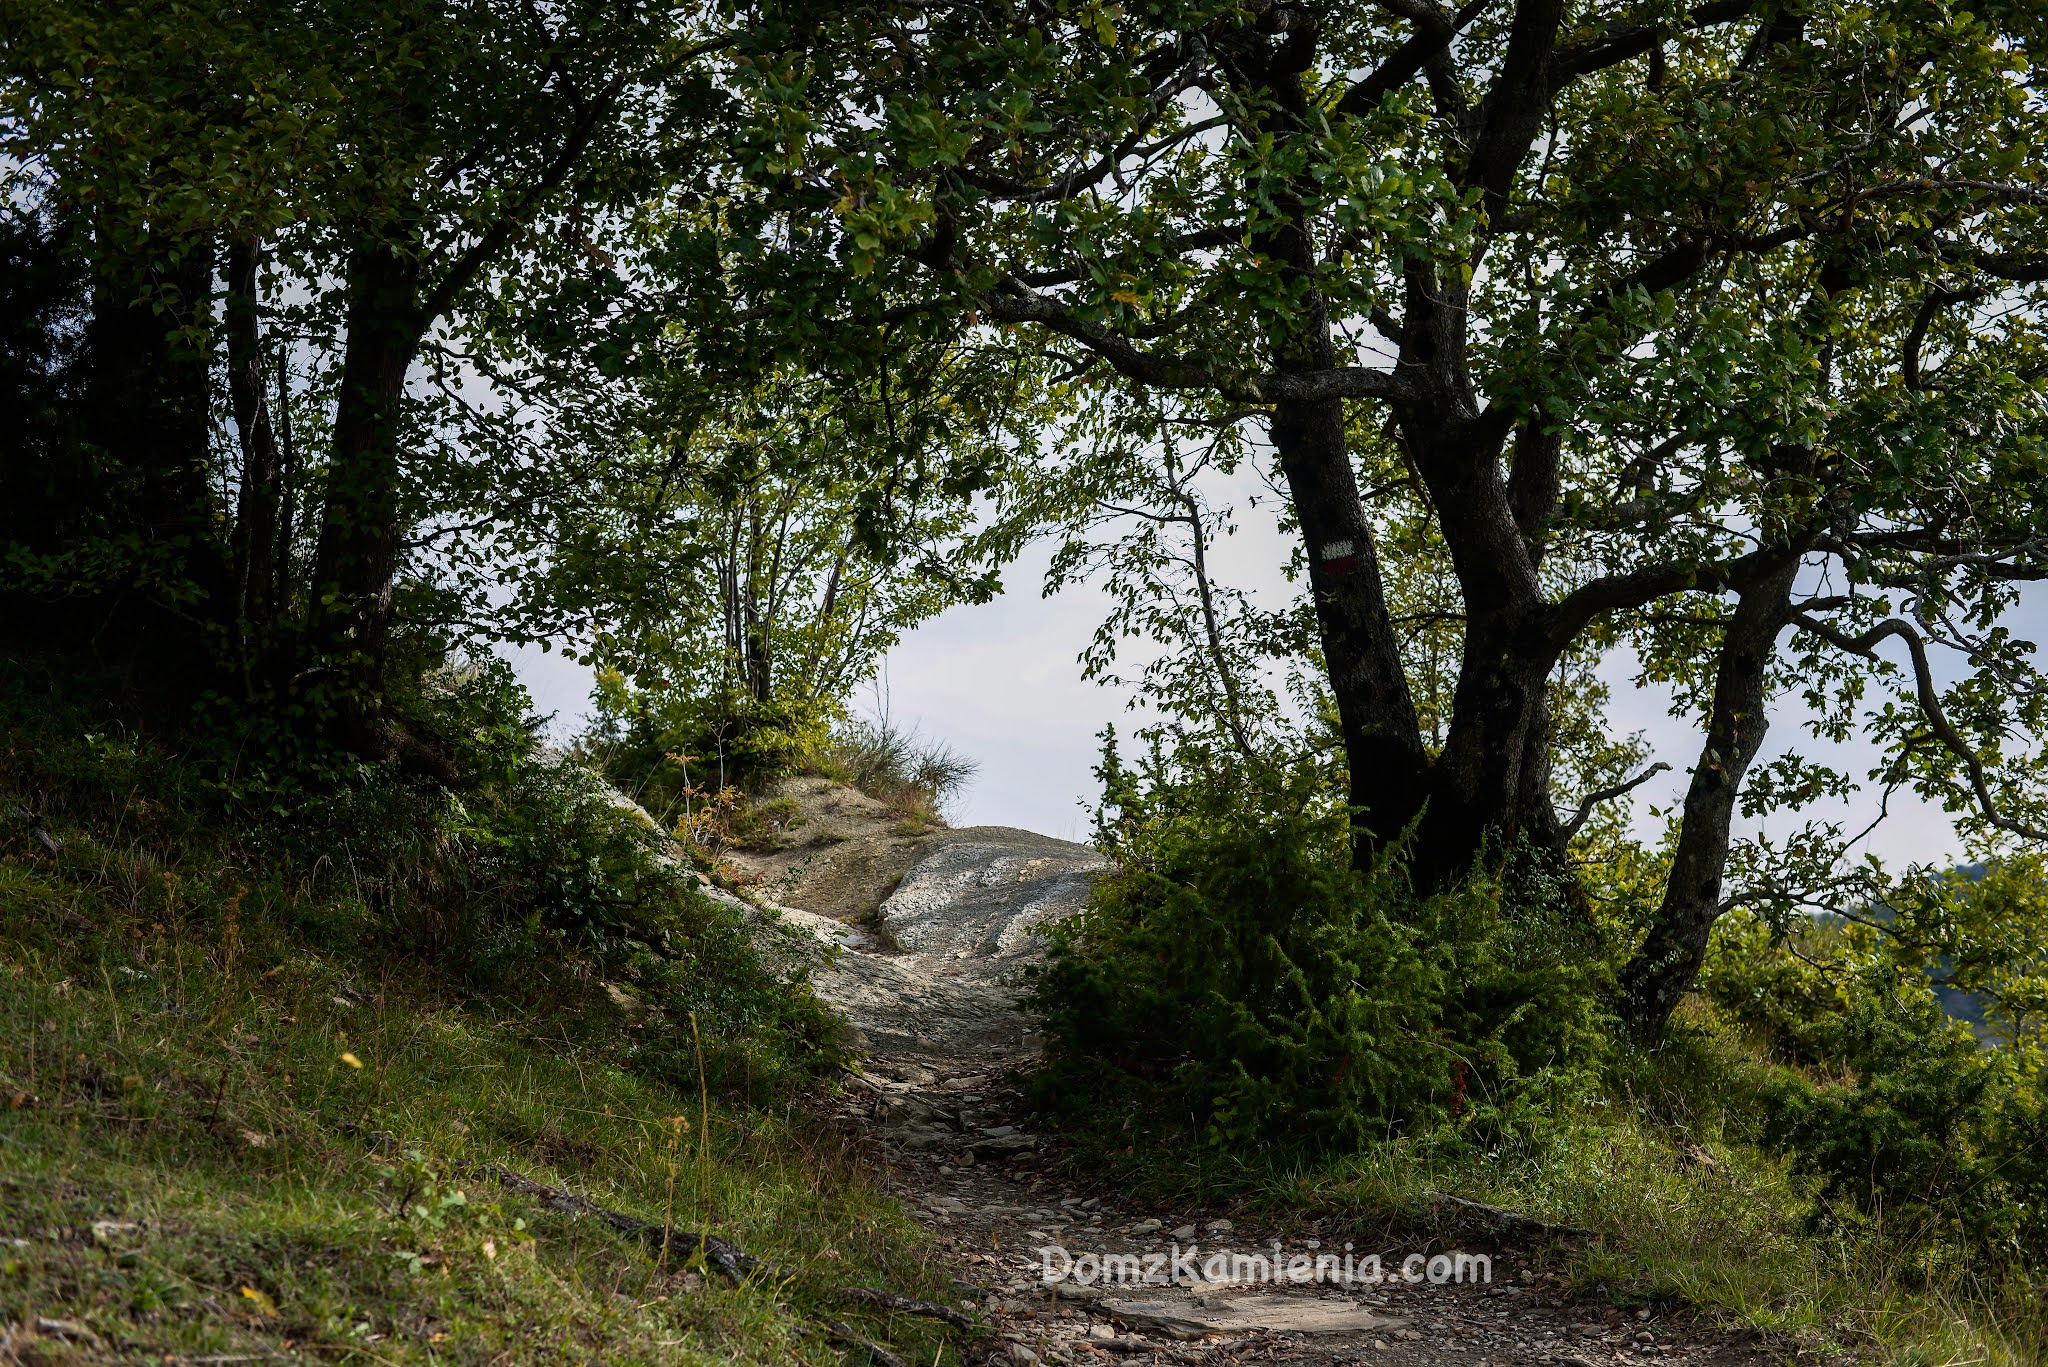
[0,662,974,1367]
[0,882,975,1365]
[806,718,978,826]
[0,888,971,1365]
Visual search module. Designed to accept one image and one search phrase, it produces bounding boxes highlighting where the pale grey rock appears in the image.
[728,829,1103,1077]
[1104,1291,1404,1340]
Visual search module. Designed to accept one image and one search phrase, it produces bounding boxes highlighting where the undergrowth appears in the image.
[1027,735,2047,1367]
[0,656,969,1365]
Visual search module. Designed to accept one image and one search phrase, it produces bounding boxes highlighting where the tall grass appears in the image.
[807,716,979,822]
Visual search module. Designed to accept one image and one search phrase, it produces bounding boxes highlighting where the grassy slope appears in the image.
[1039,1022,2046,1367]
[0,931,953,1365]
[0,691,963,1366]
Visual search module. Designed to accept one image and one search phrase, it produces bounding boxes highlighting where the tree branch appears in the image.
[1903,285,1989,392]
[1333,0,1491,119]
[1464,0,1570,224]
[985,278,1413,403]
[1011,224,1245,288]
[1560,761,1672,839]
[1791,612,2048,843]
[1548,542,1786,643]
[1550,0,1755,84]
[421,68,632,324]
[957,75,1198,204]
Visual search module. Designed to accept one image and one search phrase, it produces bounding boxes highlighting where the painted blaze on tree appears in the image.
[718,0,2048,1032]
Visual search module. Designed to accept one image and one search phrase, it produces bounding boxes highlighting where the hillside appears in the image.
[4,676,2044,1367]
[0,677,959,1367]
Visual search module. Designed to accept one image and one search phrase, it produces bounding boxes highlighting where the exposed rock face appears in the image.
[877,834,1106,965]
[745,826,1106,1084]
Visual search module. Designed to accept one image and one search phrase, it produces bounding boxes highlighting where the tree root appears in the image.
[817,1318,912,1367]
[841,1286,976,1329]
[1424,1191,1595,1243]
[473,1162,774,1280]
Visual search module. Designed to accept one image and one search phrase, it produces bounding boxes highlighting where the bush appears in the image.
[1030,733,1610,1156]
[1702,887,2048,1261]
[580,673,826,827]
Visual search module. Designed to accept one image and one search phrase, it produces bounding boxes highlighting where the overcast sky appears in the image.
[505,500,2040,869]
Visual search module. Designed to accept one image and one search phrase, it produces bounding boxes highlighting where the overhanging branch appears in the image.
[1792,612,2048,843]
[1561,761,1672,839]
[986,278,1414,403]
[1547,543,1786,644]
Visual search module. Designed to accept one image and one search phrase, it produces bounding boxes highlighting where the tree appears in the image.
[493,349,1044,780]
[722,0,2048,1032]
[1,0,713,765]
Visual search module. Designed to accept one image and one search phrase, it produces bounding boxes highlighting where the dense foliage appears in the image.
[718,0,2048,1038]
[1703,860,2048,1259]
[1034,733,1609,1152]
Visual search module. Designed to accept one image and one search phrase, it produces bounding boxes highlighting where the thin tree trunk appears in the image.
[273,341,300,614]
[88,241,219,568]
[308,237,428,744]
[225,237,280,677]
[1620,554,1800,1036]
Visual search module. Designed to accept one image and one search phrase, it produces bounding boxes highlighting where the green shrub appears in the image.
[1030,734,1610,1156]
[1703,888,2048,1261]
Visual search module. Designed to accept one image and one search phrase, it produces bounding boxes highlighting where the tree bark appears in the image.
[1619,553,1800,1036]
[1235,15,1430,862]
[1397,414,1563,889]
[308,236,428,740]
[1414,608,1559,886]
[1271,400,1431,855]
[225,237,281,662]
[87,235,220,580]
[75,228,225,684]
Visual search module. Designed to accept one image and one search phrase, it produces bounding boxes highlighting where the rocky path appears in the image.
[717,784,1773,1367]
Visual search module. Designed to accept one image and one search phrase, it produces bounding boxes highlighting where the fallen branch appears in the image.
[7,803,59,855]
[818,1317,911,1367]
[1424,1191,1595,1243]
[474,1162,774,1281]
[841,1286,976,1329]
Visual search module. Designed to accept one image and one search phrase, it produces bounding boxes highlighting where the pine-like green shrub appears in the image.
[1031,737,1609,1154]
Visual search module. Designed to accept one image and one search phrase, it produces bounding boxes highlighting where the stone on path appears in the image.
[1103,1291,1406,1341]
[757,828,1104,1077]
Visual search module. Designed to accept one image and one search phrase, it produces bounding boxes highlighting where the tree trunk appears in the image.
[1270,399,1431,857]
[88,238,219,571]
[78,230,225,681]
[1413,607,1558,887]
[1239,19,1430,863]
[1619,554,1800,1036]
[225,237,281,670]
[273,339,300,614]
[308,237,428,746]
